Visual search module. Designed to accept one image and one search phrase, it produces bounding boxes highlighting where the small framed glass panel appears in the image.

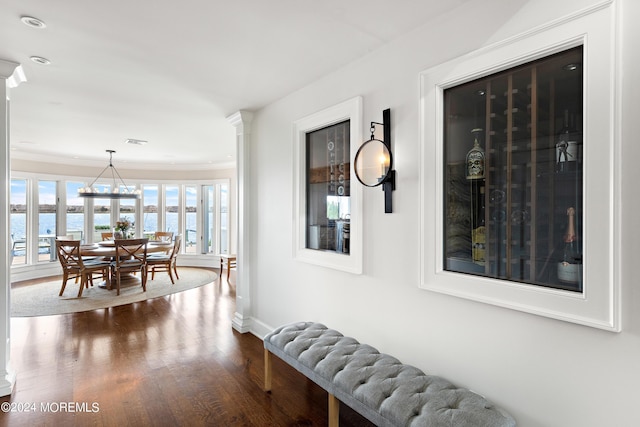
[293,96,362,274]
[305,120,351,254]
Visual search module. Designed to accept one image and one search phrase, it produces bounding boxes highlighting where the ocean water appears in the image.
[11,212,198,241]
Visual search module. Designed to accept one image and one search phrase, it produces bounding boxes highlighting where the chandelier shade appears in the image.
[78,150,141,199]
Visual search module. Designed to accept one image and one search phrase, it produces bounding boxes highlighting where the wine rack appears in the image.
[443,45,583,292]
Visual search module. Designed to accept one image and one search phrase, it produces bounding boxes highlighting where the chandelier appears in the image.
[77,150,141,199]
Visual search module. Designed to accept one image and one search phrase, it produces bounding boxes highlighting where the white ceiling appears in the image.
[1,0,469,170]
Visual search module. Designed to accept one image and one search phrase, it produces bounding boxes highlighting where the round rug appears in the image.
[11,267,218,317]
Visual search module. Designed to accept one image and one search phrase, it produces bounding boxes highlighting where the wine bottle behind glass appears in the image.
[557,207,581,284]
[466,128,486,266]
[471,185,486,266]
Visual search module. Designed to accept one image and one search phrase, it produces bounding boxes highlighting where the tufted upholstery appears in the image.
[264,322,515,427]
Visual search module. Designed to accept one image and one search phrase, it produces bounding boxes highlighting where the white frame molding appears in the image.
[293,97,363,274]
[419,1,620,331]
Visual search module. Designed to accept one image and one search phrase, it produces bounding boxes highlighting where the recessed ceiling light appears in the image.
[125,138,148,146]
[30,56,51,65]
[21,16,46,29]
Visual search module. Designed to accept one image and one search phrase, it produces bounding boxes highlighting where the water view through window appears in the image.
[10,177,229,266]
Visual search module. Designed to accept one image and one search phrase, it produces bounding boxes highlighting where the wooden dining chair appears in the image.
[56,235,80,282]
[147,235,181,284]
[56,240,111,297]
[111,238,148,295]
[101,232,114,241]
[154,231,173,242]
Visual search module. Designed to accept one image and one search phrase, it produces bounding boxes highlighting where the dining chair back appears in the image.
[56,240,110,297]
[101,232,113,241]
[154,231,174,242]
[111,238,149,295]
[147,234,181,284]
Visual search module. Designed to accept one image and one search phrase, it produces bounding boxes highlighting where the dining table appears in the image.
[80,240,173,290]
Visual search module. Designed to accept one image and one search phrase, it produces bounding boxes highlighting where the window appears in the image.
[93,184,112,236]
[10,179,27,266]
[66,182,85,242]
[10,176,231,271]
[165,185,179,234]
[142,185,159,236]
[219,184,229,254]
[293,97,363,274]
[420,4,619,330]
[37,180,57,262]
[185,185,197,253]
[202,183,229,255]
[118,184,137,235]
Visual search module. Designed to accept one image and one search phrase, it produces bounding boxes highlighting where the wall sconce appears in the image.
[354,108,395,213]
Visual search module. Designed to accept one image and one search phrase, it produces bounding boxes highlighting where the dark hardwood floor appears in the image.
[0,270,374,427]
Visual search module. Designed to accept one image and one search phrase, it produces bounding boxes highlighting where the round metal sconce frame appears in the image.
[353,108,395,213]
[354,137,393,187]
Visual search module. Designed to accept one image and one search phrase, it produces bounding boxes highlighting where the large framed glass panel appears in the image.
[443,46,583,292]
[420,3,619,330]
[10,179,28,266]
[66,182,85,242]
[38,180,57,262]
[185,185,197,253]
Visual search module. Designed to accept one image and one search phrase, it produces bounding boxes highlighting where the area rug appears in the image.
[10,267,218,317]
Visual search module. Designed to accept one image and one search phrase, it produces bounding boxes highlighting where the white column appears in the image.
[227,110,253,333]
[0,59,26,397]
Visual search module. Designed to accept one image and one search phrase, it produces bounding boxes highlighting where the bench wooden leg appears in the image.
[328,393,339,427]
[264,348,272,392]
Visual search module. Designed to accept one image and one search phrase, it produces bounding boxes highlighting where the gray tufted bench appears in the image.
[263,322,515,427]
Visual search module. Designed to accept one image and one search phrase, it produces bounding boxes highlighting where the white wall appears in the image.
[247,0,640,426]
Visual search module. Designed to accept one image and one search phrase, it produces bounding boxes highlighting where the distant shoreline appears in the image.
[10,204,196,214]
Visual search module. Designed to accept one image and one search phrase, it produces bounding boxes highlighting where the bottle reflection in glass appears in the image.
[556,110,578,173]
